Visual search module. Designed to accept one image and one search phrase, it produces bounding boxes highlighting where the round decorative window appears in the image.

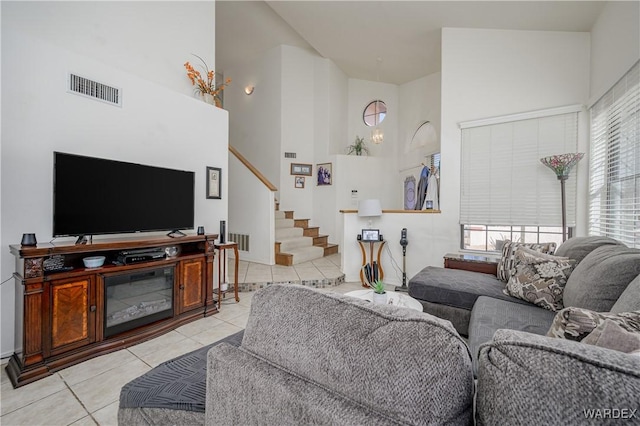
[363,100,387,127]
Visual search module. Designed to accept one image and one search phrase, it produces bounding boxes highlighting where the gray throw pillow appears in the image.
[611,274,640,313]
[496,241,557,283]
[582,320,640,353]
[562,245,640,311]
[554,236,623,266]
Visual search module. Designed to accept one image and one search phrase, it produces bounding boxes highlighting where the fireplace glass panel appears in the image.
[104,266,174,338]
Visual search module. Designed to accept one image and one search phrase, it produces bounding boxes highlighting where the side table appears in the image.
[358,239,386,287]
[214,241,240,305]
[443,253,499,275]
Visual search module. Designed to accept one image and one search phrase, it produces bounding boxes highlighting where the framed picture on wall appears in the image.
[317,163,332,186]
[290,163,312,176]
[295,176,305,189]
[206,166,221,199]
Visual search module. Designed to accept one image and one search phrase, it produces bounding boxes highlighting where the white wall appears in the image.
[589,1,640,104]
[1,1,215,95]
[228,154,275,264]
[1,3,225,358]
[347,79,399,161]
[279,46,316,219]
[226,46,282,190]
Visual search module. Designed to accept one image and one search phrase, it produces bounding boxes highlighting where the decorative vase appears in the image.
[202,93,215,105]
[371,291,387,305]
[220,282,228,292]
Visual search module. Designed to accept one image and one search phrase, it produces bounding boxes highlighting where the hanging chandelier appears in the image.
[371,58,384,145]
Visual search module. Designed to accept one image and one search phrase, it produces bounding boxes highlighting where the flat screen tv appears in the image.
[53,152,195,238]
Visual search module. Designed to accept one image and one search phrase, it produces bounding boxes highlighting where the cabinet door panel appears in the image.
[51,277,95,353]
[180,259,205,313]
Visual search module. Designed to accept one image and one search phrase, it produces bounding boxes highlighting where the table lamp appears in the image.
[358,199,382,228]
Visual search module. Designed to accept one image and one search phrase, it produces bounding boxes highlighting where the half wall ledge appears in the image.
[339,209,441,214]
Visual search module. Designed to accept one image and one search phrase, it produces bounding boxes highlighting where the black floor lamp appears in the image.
[540,153,584,242]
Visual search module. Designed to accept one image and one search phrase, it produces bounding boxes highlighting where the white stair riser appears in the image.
[275,211,286,219]
[279,237,313,252]
[275,218,294,229]
[276,227,304,239]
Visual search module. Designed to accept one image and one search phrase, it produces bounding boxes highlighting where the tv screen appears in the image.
[53,152,195,237]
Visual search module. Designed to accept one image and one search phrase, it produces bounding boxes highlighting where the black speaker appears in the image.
[219,220,226,243]
[197,226,205,235]
[21,233,37,247]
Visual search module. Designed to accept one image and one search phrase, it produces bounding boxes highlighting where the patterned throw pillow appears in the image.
[503,247,573,311]
[546,307,640,341]
[496,241,557,283]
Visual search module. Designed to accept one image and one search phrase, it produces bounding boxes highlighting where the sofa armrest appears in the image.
[476,329,640,425]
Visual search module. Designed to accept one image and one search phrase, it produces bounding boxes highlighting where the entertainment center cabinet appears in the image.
[6,234,219,388]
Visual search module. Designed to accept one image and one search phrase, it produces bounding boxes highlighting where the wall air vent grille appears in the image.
[67,73,122,107]
[229,233,249,251]
[284,152,297,159]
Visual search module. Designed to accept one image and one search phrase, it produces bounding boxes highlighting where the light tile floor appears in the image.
[0,255,368,426]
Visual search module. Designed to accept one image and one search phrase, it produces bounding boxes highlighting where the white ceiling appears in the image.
[216,1,606,85]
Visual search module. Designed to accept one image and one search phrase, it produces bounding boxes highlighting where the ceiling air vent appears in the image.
[284,152,296,159]
[67,73,122,107]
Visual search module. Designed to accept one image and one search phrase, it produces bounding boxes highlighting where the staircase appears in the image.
[275,209,339,266]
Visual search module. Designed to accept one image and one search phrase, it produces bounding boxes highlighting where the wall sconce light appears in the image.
[244,86,254,95]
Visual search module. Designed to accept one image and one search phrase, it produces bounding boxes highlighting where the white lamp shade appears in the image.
[358,199,382,217]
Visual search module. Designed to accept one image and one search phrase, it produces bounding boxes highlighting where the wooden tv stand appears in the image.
[6,234,219,388]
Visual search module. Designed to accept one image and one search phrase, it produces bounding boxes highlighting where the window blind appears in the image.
[589,61,639,248]
[460,111,579,226]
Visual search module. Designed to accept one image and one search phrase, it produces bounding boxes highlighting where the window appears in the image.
[589,61,639,248]
[462,224,566,252]
[363,100,386,126]
[459,106,581,252]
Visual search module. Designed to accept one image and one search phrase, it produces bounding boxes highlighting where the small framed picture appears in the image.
[317,162,332,186]
[206,166,221,199]
[290,163,312,176]
[295,176,305,189]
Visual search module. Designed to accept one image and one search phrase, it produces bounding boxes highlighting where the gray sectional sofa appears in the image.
[119,278,639,425]
[409,236,640,368]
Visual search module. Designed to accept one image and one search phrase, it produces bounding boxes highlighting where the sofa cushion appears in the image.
[554,236,623,269]
[409,266,529,311]
[118,330,244,425]
[582,320,640,353]
[562,245,640,311]
[469,296,556,374]
[476,329,640,425]
[503,247,573,311]
[611,273,640,313]
[546,307,640,341]
[497,241,557,282]
[213,284,474,425]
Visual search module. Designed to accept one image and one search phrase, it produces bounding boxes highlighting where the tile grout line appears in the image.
[63,377,98,426]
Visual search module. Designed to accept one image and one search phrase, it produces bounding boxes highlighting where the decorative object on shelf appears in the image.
[317,163,332,186]
[295,176,305,189]
[371,279,387,304]
[164,246,179,257]
[20,233,37,247]
[83,256,105,268]
[347,135,369,156]
[404,176,416,210]
[197,226,205,235]
[206,166,222,199]
[184,54,230,108]
[358,199,382,228]
[540,152,584,241]
[290,163,312,176]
